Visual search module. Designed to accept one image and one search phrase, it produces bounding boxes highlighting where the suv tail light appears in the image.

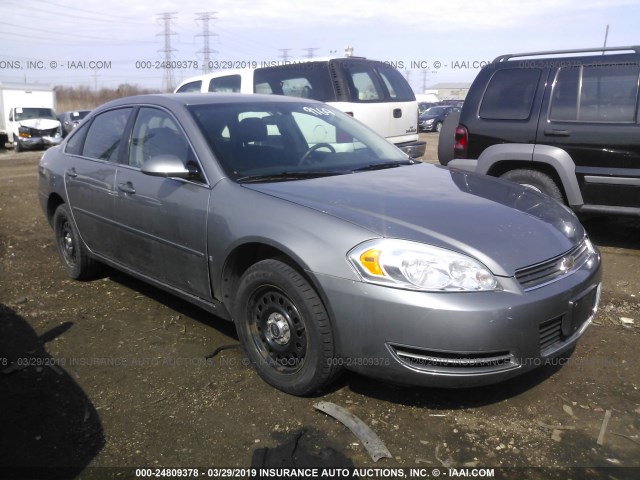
[453,125,468,158]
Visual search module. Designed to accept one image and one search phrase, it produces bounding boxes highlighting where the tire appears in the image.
[14,137,23,153]
[500,169,564,203]
[233,259,341,396]
[53,204,99,280]
[437,111,460,165]
[435,121,443,133]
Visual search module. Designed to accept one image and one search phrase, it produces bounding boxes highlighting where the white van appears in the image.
[175,58,425,158]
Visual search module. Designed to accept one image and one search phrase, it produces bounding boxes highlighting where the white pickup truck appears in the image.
[0,83,62,152]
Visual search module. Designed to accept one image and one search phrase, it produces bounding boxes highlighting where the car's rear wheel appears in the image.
[500,169,564,203]
[53,204,99,280]
[233,259,340,395]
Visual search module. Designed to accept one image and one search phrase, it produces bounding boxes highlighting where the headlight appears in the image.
[18,126,33,138]
[348,239,500,292]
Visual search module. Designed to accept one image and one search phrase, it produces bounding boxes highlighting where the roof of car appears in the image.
[95,92,323,111]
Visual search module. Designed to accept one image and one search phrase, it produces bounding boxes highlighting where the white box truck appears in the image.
[0,83,62,152]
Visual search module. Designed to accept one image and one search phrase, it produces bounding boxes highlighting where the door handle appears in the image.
[118,182,136,194]
[393,108,402,118]
[544,129,571,137]
[65,168,78,178]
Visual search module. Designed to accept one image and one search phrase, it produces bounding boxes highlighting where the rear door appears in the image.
[537,62,640,208]
[64,107,133,259]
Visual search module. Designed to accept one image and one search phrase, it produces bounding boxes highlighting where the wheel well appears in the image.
[487,161,567,202]
[46,194,65,226]
[220,243,309,306]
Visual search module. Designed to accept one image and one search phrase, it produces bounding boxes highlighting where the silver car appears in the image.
[38,94,602,395]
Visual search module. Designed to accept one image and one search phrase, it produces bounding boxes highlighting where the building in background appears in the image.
[425,83,471,101]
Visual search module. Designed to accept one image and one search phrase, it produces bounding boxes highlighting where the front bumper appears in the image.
[419,121,436,132]
[17,134,62,150]
[315,253,601,388]
[396,140,427,158]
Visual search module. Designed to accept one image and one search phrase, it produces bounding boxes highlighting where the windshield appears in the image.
[15,108,57,121]
[188,101,409,181]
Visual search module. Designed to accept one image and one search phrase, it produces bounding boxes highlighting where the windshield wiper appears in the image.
[350,160,416,173]
[237,171,345,184]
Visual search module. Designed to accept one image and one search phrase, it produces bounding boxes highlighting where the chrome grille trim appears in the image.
[389,344,516,374]
[515,240,592,291]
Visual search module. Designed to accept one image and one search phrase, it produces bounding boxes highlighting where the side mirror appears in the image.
[141,155,196,179]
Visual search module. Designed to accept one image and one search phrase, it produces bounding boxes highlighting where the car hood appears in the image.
[419,114,440,121]
[244,164,585,276]
[18,118,60,131]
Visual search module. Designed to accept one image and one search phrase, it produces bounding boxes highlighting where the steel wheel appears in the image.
[53,204,99,280]
[234,259,341,395]
[248,286,307,374]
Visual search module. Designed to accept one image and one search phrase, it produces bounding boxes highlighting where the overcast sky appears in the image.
[2,0,639,93]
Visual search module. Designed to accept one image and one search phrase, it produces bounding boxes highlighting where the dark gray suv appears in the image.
[440,46,640,217]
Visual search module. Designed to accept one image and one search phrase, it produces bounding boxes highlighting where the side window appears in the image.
[81,108,132,161]
[128,108,192,170]
[376,65,415,101]
[176,80,202,93]
[479,68,541,120]
[208,75,241,93]
[551,65,639,122]
[346,67,383,101]
[65,121,90,155]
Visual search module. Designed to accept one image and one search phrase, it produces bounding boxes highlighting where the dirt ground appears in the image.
[1,134,639,480]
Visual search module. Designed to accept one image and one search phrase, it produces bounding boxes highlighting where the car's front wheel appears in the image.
[501,169,564,204]
[53,204,99,280]
[233,259,341,395]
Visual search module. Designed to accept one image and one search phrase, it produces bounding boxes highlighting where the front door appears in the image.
[113,107,211,300]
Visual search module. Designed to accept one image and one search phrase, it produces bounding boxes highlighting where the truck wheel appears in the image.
[14,138,23,153]
[233,259,341,396]
[53,204,99,280]
[500,169,564,203]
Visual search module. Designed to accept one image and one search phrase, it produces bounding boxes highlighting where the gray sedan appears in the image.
[38,93,602,395]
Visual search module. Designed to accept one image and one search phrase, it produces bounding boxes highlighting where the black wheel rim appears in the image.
[59,219,77,267]
[247,286,307,374]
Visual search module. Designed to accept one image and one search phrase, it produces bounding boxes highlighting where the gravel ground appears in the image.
[1,138,639,480]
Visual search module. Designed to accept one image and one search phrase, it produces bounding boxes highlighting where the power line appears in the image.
[303,48,319,59]
[157,12,178,92]
[278,49,292,61]
[195,12,218,74]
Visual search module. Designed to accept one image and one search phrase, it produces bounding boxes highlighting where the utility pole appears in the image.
[303,48,319,59]
[602,24,610,53]
[157,12,178,92]
[196,12,218,74]
[278,49,291,62]
[421,70,428,93]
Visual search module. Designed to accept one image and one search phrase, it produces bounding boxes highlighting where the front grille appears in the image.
[515,240,591,291]
[390,344,515,373]
[34,127,58,137]
[539,316,563,353]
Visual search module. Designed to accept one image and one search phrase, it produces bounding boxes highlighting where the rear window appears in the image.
[550,64,640,123]
[253,64,335,102]
[479,68,541,120]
